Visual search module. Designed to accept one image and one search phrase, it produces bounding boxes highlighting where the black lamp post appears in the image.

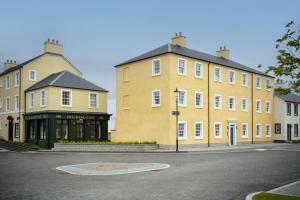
[173,88,180,152]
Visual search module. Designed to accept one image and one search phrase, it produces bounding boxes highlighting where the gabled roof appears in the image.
[0,52,82,76]
[276,93,300,104]
[25,70,108,92]
[115,44,273,78]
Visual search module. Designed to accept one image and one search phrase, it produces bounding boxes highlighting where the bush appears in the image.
[57,140,157,145]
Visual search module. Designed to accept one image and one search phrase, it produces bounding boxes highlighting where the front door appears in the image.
[8,121,13,141]
[287,124,292,142]
[229,123,236,146]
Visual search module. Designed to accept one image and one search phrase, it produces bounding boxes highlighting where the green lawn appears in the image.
[253,193,300,200]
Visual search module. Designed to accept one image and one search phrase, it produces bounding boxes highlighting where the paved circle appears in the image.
[56,162,170,175]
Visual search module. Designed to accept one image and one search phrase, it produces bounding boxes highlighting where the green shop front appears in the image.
[24,111,111,148]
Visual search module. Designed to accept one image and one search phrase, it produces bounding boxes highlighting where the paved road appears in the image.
[0,145,299,200]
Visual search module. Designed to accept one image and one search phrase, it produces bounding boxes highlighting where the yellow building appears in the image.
[115,33,274,147]
[0,39,110,148]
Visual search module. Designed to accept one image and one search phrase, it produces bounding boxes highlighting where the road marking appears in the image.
[254,148,268,151]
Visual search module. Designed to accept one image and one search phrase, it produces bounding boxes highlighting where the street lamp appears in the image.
[173,88,180,152]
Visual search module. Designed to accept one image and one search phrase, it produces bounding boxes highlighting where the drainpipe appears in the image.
[18,68,21,142]
[251,73,254,144]
[207,62,210,147]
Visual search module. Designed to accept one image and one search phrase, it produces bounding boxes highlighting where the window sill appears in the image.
[194,137,203,140]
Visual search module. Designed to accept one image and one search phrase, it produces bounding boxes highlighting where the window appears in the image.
[29,92,35,108]
[255,76,261,89]
[287,103,291,115]
[122,67,129,81]
[295,124,299,137]
[294,104,298,116]
[266,79,271,90]
[0,78,2,87]
[195,122,203,139]
[214,67,221,82]
[76,120,84,139]
[15,95,19,111]
[266,124,271,137]
[178,121,187,140]
[195,62,203,78]
[241,123,248,138]
[40,90,46,107]
[256,100,262,113]
[15,71,20,87]
[228,70,235,84]
[0,97,2,109]
[5,75,10,89]
[89,93,98,108]
[195,92,203,108]
[29,70,37,81]
[241,98,248,112]
[56,120,68,140]
[214,94,222,109]
[29,121,36,139]
[61,90,72,107]
[15,123,20,138]
[5,97,10,111]
[40,120,46,140]
[275,123,281,134]
[152,90,160,107]
[178,58,187,75]
[241,73,248,86]
[266,101,271,113]
[228,96,235,111]
[152,58,161,76]
[256,124,262,137]
[178,89,187,107]
[214,122,222,138]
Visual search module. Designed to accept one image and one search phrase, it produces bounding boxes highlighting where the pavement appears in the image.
[0,140,32,152]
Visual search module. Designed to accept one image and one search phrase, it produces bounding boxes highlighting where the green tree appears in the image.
[265,21,300,95]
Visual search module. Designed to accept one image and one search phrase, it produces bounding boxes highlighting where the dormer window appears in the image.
[29,70,37,81]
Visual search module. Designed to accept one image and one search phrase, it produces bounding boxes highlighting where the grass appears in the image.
[57,140,157,145]
[253,193,300,200]
[6,141,40,150]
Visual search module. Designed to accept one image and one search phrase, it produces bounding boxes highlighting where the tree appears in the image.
[265,21,300,95]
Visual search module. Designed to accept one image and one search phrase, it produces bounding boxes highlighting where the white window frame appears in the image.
[266,124,271,137]
[177,58,187,76]
[5,75,10,89]
[265,79,271,91]
[15,95,19,111]
[266,101,271,113]
[194,121,204,139]
[214,94,222,110]
[178,89,187,107]
[195,92,203,108]
[228,96,235,111]
[152,58,161,76]
[152,89,161,107]
[29,92,35,108]
[241,98,248,112]
[40,90,46,107]
[15,71,20,87]
[89,92,99,108]
[214,122,222,138]
[5,97,10,111]
[194,62,203,79]
[256,100,262,113]
[214,67,222,82]
[0,97,2,109]
[255,76,261,89]
[178,121,187,140]
[29,70,37,81]
[228,70,236,84]
[60,89,72,107]
[256,123,262,137]
[241,123,248,138]
[241,73,248,87]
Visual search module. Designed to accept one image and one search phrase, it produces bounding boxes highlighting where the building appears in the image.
[0,39,110,148]
[114,33,274,147]
[274,93,300,142]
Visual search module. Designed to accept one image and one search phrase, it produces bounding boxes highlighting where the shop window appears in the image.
[29,122,36,139]
[76,120,84,139]
[56,120,68,140]
[40,120,46,140]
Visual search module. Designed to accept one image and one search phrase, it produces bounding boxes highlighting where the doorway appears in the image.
[287,124,292,142]
[7,116,14,141]
[228,123,237,146]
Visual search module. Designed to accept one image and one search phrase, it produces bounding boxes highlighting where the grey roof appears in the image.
[115,44,273,78]
[25,70,108,92]
[276,93,300,104]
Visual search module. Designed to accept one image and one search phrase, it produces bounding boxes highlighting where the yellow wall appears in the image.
[115,53,274,145]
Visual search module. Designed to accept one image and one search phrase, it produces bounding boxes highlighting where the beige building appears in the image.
[114,33,274,147]
[0,39,110,148]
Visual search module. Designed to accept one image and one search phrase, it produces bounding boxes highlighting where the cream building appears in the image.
[0,39,110,148]
[114,33,274,147]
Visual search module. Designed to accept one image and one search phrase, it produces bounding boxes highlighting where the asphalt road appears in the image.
[0,145,299,200]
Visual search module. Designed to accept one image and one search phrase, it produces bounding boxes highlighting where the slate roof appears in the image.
[115,44,273,78]
[25,70,108,92]
[276,93,300,104]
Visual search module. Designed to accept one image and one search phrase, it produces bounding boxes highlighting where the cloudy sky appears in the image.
[0,0,299,129]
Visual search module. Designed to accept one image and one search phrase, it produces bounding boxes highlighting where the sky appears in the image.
[0,0,299,129]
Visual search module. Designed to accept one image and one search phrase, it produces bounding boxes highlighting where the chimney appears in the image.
[216,46,230,59]
[44,38,62,55]
[171,32,186,47]
[4,60,18,70]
